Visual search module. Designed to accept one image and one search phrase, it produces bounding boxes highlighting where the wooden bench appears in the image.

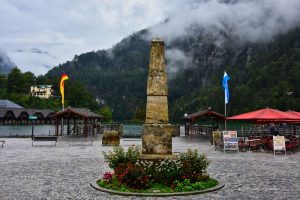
[32,136,58,146]
[69,138,93,146]
[0,140,5,147]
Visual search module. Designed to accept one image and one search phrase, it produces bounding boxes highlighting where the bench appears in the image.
[69,138,93,146]
[32,136,58,146]
[0,140,5,147]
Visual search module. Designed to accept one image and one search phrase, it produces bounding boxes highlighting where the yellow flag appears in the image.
[60,73,69,105]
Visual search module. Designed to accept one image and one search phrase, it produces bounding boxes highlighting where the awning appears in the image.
[227,108,300,123]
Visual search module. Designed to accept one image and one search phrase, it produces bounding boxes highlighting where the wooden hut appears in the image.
[183,108,225,136]
[53,108,103,137]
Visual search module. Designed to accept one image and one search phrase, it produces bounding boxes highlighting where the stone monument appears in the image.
[141,38,174,159]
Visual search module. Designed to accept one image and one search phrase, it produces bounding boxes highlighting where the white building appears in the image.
[31,85,53,99]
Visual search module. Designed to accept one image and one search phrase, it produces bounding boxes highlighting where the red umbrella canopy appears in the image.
[227,108,299,121]
[285,110,300,120]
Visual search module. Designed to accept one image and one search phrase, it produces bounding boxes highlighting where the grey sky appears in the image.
[0,0,173,75]
[1,0,300,75]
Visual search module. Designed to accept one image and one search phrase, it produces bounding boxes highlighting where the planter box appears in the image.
[102,131,120,146]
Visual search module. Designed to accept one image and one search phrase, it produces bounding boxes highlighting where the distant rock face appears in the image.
[145,39,169,124]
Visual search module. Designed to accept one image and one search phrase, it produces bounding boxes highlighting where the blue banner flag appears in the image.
[222,71,230,104]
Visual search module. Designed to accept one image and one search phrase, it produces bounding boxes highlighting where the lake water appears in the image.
[0,124,143,138]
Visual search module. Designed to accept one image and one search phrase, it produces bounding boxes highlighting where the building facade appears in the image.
[31,85,53,99]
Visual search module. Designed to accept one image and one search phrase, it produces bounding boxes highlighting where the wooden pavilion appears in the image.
[0,108,55,125]
[182,108,225,136]
[54,108,103,137]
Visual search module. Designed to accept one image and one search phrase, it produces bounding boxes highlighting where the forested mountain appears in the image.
[47,27,300,122]
[0,50,14,74]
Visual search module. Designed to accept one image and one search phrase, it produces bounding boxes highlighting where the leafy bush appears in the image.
[102,172,113,182]
[173,179,218,192]
[102,147,212,190]
[116,162,150,189]
[177,149,210,182]
[103,146,140,170]
[137,158,182,185]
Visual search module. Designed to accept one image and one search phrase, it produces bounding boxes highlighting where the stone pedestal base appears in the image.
[141,124,173,155]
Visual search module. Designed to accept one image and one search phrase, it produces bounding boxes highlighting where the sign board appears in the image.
[223,131,238,152]
[273,136,286,152]
[29,115,37,120]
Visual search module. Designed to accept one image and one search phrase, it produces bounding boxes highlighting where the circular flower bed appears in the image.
[91,146,224,196]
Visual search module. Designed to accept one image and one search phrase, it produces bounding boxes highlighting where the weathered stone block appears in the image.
[145,96,169,124]
[170,124,180,137]
[141,124,173,155]
[147,39,168,96]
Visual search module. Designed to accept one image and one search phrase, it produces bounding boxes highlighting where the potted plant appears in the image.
[102,130,120,146]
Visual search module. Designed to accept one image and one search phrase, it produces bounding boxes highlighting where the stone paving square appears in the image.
[0,135,299,200]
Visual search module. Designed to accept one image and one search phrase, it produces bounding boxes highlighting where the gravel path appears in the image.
[0,136,299,200]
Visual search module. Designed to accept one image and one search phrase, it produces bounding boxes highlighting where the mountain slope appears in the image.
[47,28,300,122]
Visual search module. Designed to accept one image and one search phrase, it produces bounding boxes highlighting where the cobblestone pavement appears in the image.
[0,135,299,200]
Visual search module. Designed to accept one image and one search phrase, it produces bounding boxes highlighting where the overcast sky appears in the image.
[0,0,177,75]
[1,0,300,75]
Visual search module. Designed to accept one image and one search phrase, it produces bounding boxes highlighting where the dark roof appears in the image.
[183,110,225,121]
[0,100,23,108]
[54,108,103,119]
[32,109,55,118]
[0,108,55,118]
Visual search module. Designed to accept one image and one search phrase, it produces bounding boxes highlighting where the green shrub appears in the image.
[137,158,182,185]
[177,149,210,182]
[102,147,212,190]
[103,146,140,170]
[173,178,218,192]
[116,162,150,189]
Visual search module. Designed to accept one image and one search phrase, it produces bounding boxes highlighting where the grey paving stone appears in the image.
[0,135,299,199]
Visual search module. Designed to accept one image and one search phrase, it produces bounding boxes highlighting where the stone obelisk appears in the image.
[141,38,173,158]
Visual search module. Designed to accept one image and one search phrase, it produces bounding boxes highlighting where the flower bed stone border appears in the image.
[90,178,225,197]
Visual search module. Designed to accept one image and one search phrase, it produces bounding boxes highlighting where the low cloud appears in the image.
[166,48,192,76]
[0,49,15,72]
[147,0,300,44]
[31,48,48,54]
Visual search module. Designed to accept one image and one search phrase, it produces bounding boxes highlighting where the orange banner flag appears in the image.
[60,73,69,105]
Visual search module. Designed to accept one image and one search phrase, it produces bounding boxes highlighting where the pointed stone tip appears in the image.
[152,38,164,42]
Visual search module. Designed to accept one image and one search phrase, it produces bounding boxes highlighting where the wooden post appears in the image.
[84,118,88,137]
[67,116,70,135]
[73,118,76,134]
[55,118,58,136]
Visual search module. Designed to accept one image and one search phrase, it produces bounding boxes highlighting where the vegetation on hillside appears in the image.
[2,29,299,123]
[46,28,300,122]
[0,68,113,121]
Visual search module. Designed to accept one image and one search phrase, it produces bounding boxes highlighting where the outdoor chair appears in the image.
[238,137,248,152]
[265,140,273,152]
[285,138,296,153]
[260,138,269,151]
[249,139,261,151]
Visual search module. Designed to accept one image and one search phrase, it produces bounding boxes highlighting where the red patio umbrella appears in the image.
[227,108,300,122]
[284,110,300,123]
